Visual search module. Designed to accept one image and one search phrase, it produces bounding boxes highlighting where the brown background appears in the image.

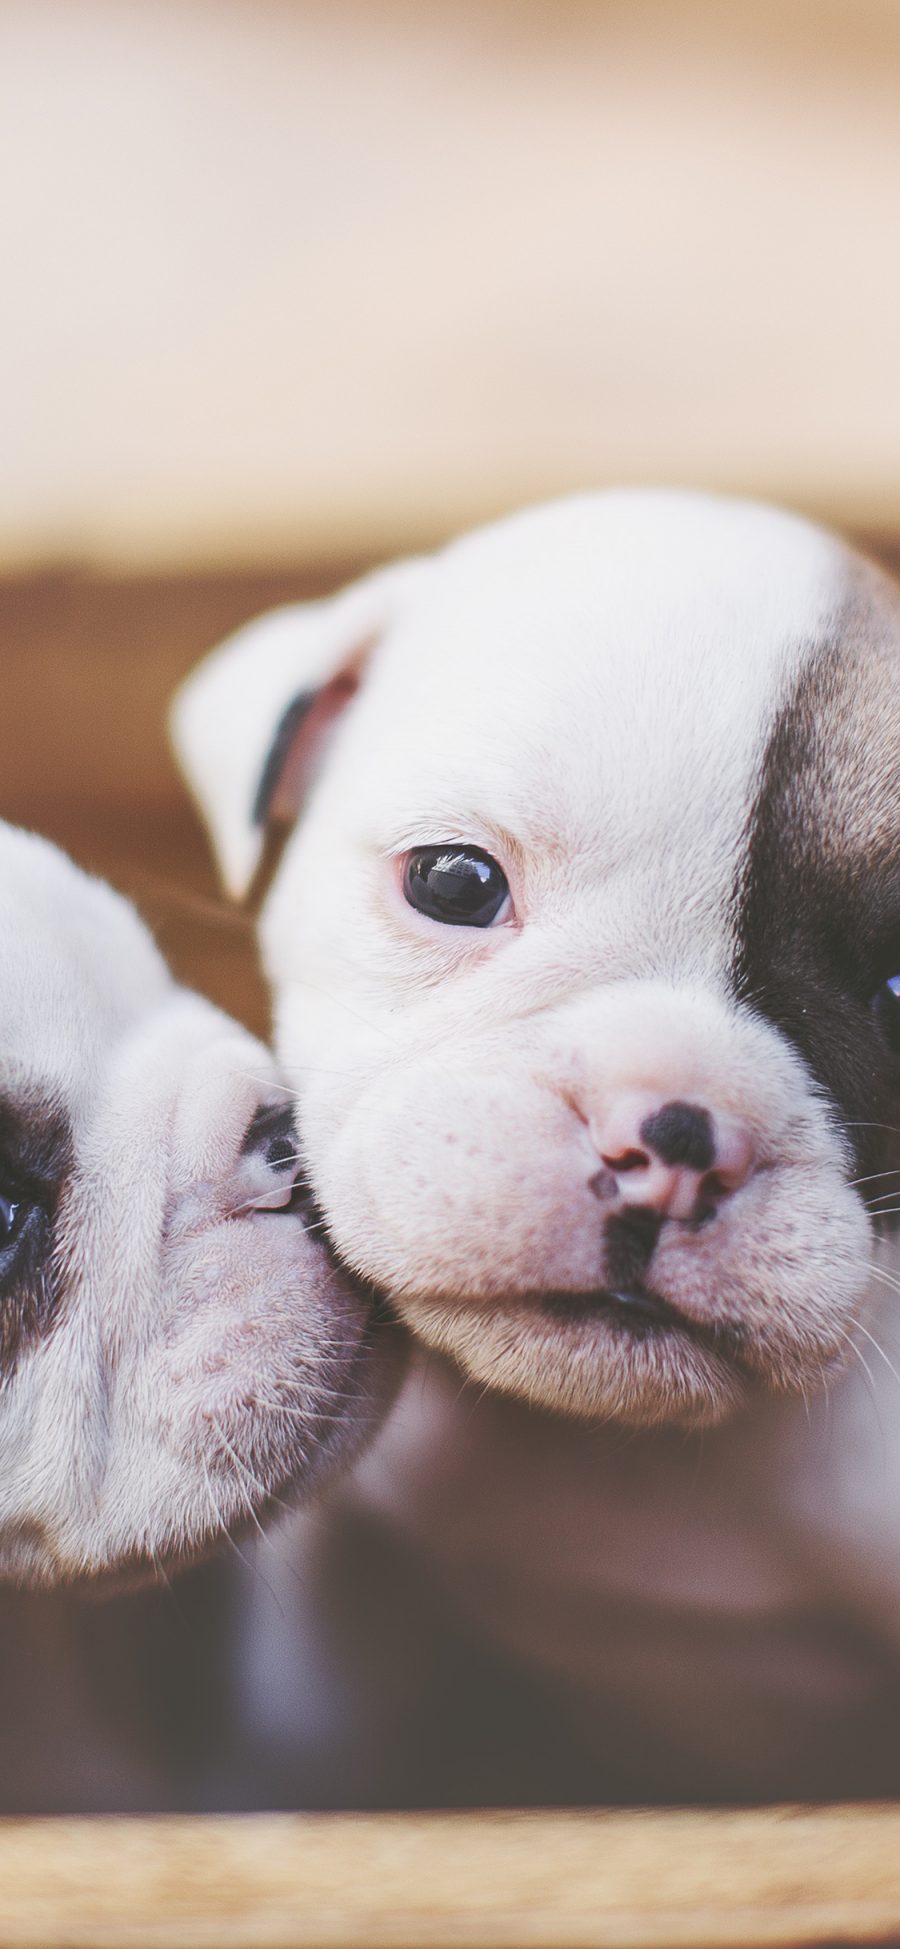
[0,567,356,1040]
[3,0,899,1027]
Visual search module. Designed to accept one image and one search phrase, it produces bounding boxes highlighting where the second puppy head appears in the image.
[173,491,900,1429]
[0,825,396,1585]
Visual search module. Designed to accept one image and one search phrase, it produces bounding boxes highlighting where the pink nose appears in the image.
[590,1096,755,1222]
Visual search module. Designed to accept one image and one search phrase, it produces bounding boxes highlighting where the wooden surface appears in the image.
[1,1805,900,1948]
[4,0,900,569]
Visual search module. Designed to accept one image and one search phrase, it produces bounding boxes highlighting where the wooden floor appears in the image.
[2,1803,900,1948]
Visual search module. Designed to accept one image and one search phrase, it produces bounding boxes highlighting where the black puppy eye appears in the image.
[873,974,900,1053]
[402,845,511,928]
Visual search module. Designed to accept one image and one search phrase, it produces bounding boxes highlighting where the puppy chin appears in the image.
[393,1288,743,1429]
[63,1224,401,1591]
[158,1215,402,1539]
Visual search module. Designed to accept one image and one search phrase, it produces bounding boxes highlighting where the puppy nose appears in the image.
[241,1102,297,1170]
[589,1096,755,1222]
[233,1102,305,1212]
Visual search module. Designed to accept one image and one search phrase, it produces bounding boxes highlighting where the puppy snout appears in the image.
[589,1095,755,1222]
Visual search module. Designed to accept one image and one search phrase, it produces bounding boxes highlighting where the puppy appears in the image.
[173,491,900,1800]
[0,820,395,1589]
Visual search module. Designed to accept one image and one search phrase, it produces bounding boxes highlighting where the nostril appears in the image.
[599,1145,651,1174]
[264,1129,297,1171]
[692,1170,730,1223]
[702,1169,733,1202]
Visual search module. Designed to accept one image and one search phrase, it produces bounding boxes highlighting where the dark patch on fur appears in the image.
[604,1207,663,1288]
[0,1094,72,1379]
[734,586,900,1177]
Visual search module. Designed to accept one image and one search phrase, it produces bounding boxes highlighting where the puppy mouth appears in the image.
[540,1283,746,1355]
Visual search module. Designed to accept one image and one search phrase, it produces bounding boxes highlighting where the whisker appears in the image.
[210,1419,270,1540]
[206,1436,289,1615]
[274,1061,375,1085]
[278,982,462,1086]
[847,1342,888,1461]
[239,1149,307,1171]
[229,1190,303,1218]
[258,1403,323,1425]
[148,1542,177,1602]
[866,1261,900,1296]
[853,1319,900,1390]
[284,977,405,1050]
[849,1337,878,1398]
[235,1075,298,1099]
[198,1453,233,1555]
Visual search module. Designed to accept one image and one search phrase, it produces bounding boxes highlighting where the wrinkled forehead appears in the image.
[349,493,852,849]
[0,825,169,1106]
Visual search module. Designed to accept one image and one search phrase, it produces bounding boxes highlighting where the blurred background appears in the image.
[2,0,900,1816]
[2,0,900,1038]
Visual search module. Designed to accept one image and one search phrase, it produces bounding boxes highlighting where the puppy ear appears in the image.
[170,559,425,897]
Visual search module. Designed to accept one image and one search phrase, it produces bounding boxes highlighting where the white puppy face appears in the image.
[0,824,395,1586]
[174,492,900,1429]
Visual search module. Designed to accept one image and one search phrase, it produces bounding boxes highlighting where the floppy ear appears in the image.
[170,559,426,898]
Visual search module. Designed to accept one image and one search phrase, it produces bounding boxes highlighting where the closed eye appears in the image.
[0,1189,32,1262]
[873,973,900,1055]
[0,1096,71,1377]
[0,1187,51,1270]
